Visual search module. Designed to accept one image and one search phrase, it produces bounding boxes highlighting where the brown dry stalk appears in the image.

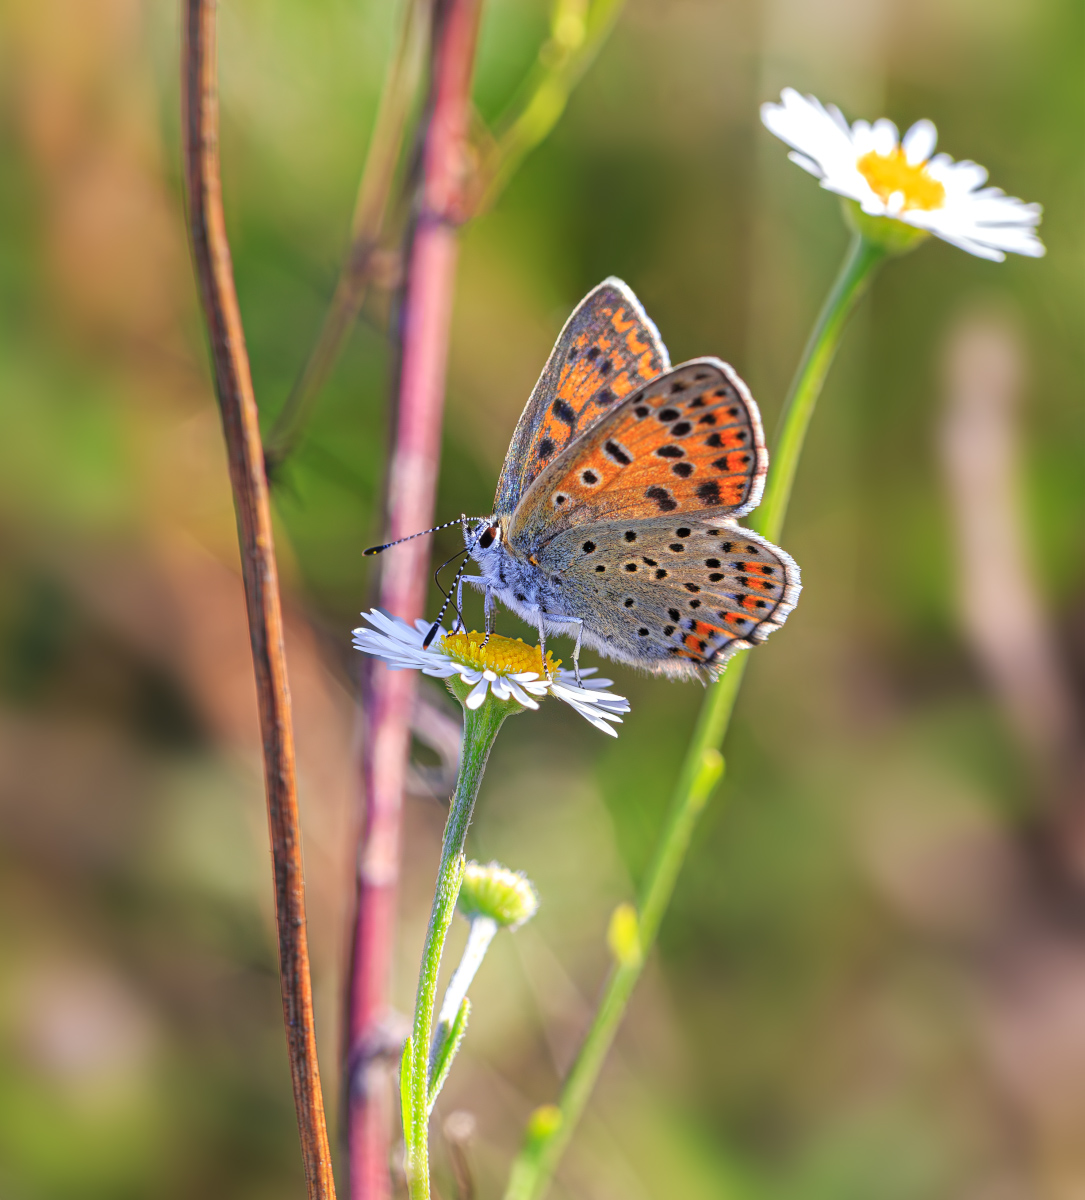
[181,3,337,1196]
[347,1,484,1197]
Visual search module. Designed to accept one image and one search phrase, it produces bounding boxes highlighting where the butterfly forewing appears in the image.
[537,518,800,675]
[508,360,767,546]
[493,278,670,516]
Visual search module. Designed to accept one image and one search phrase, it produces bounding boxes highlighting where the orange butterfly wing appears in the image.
[508,359,766,545]
[493,278,669,515]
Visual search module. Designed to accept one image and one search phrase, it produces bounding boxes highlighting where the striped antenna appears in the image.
[363,516,482,556]
[423,554,474,648]
[424,525,492,652]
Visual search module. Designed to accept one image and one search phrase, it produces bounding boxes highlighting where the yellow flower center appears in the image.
[441,630,560,676]
[857,147,945,212]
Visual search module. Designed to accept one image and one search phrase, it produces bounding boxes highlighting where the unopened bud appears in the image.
[459,861,539,930]
[607,902,642,967]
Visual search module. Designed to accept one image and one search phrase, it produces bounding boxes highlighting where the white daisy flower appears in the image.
[761,88,1044,262]
[352,609,630,735]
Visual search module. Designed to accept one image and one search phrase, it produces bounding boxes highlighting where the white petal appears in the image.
[931,157,989,194]
[367,609,423,646]
[906,179,1046,259]
[550,681,630,727]
[856,189,889,215]
[850,118,874,152]
[870,118,899,156]
[465,677,490,709]
[825,102,851,137]
[902,119,937,164]
[761,89,858,182]
[506,679,540,710]
[787,150,824,178]
[936,232,1007,261]
[966,192,1042,226]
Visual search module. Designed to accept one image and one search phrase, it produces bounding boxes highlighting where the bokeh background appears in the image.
[0,0,1082,1196]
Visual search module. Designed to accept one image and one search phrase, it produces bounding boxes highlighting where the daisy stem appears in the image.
[502,231,886,1200]
[405,695,510,1200]
[754,231,887,544]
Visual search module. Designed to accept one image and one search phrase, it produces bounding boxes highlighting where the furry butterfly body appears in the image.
[460,278,801,680]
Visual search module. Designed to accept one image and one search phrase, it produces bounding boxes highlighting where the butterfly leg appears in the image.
[456,575,489,638]
[569,618,585,687]
[481,584,496,647]
[534,613,551,680]
[453,571,468,633]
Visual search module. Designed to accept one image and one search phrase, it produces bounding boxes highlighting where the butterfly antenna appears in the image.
[429,547,469,626]
[423,555,473,649]
[433,547,468,593]
[363,515,482,556]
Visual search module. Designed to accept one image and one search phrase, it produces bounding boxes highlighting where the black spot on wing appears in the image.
[552,399,576,425]
[646,486,677,513]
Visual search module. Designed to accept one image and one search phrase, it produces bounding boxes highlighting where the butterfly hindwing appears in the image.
[508,359,767,545]
[493,278,670,516]
[536,517,800,676]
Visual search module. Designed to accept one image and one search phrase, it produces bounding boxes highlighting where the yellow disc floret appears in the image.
[441,630,560,676]
[857,146,945,212]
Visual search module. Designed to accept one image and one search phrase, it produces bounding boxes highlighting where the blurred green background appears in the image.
[0,0,1082,1196]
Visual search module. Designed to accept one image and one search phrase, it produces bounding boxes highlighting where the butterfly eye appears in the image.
[478,525,498,550]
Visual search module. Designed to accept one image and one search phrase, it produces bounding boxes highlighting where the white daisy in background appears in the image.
[352,609,630,736]
[761,88,1045,262]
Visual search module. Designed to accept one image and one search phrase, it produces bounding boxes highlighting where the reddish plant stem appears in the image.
[347,2,484,1198]
[181,3,337,1197]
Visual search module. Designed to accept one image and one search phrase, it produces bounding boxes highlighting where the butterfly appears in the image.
[374,278,801,682]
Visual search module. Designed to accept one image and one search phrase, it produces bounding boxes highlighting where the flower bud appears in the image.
[458,861,539,930]
[607,902,642,967]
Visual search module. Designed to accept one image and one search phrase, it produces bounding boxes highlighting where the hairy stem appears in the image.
[181,4,336,1197]
[406,699,510,1198]
[503,232,886,1200]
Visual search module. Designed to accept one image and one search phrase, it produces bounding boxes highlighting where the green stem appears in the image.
[503,232,886,1200]
[753,232,887,544]
[405,695,511,1199]
[477,0,627,213]
[264,0,427,469]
